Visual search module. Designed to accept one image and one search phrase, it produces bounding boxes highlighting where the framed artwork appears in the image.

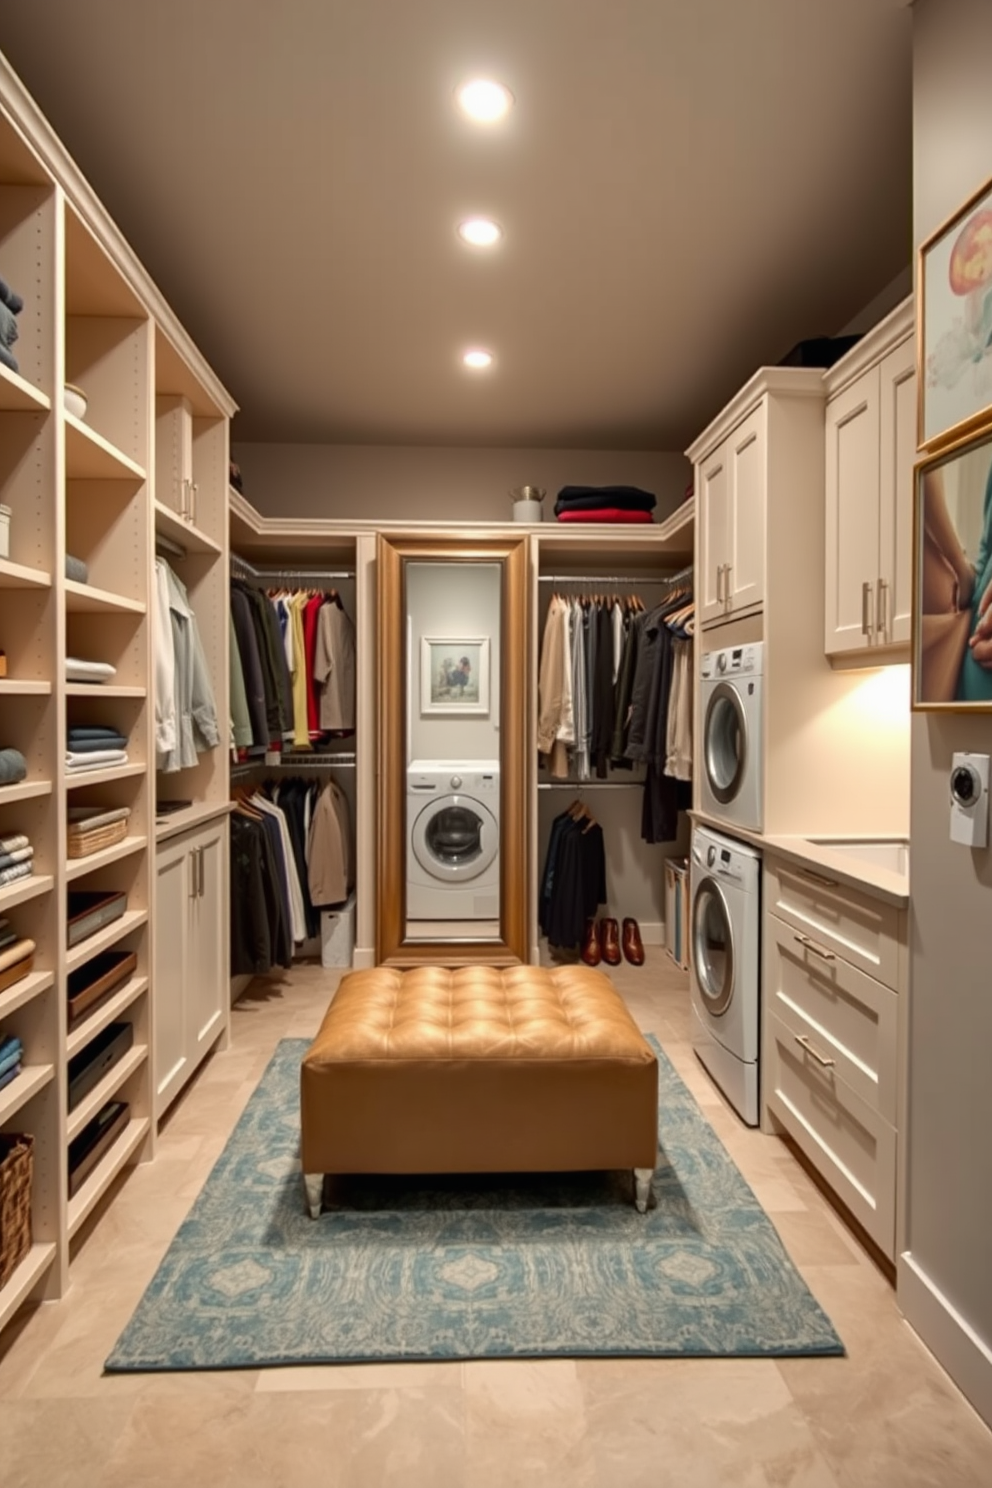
[913,426,992,710]
[420,636,490,714]
[919,171,992,451]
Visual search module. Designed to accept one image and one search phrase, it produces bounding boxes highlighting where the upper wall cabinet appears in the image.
[689,369,825,632]
[823,298,915,661]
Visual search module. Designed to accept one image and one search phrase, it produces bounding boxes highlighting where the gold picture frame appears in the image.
[912,423,992,710]
[918,170,992,452]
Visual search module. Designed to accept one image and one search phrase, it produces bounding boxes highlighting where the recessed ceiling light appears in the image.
[456,78,513,123]
[463,348,494,370]
[457,217,502,247]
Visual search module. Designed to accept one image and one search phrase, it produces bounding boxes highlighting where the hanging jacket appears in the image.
[157,561,219,773]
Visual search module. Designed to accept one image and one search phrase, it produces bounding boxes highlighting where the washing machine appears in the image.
[407,762,500,920]
[689,823,761,1126]
[698,641,764,831]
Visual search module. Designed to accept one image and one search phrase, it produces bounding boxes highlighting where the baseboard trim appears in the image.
[352,945,376,970]
[898,1250,992,1429]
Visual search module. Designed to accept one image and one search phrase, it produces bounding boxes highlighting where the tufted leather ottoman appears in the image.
[300,963,658,1216]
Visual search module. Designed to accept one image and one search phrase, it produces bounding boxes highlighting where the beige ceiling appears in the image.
[0,0,912,450]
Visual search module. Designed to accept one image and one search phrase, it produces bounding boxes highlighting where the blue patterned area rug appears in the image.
[105,1037,843,1370]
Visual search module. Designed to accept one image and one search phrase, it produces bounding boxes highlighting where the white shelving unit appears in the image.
[0,52,235,1335]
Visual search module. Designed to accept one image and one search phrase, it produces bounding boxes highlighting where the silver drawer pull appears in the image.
[795,1033,835,1068]
[794,932,835,962]
[798,867,838,889]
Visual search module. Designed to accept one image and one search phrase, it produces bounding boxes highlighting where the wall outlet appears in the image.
[949,752,989,848]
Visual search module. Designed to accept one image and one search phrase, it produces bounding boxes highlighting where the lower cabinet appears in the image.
[154,818,229,1120]
[762,856,906,1260]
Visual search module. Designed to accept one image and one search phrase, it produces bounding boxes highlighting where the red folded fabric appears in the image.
[556,508,654,523]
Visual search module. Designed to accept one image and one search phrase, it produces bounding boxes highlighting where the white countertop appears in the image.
[689,812,910,907]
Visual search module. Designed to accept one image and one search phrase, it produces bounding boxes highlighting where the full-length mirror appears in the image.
[377,535,529,965]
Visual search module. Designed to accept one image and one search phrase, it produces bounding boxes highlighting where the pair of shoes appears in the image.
[580,916,645,967]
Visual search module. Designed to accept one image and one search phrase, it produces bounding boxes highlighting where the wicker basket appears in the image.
[67,818,128,859]
[0,1132,33,1287]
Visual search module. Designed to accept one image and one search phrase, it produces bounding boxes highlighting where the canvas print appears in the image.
[920,173,992,449]
[914,428,992,709]
[421,637,490,714]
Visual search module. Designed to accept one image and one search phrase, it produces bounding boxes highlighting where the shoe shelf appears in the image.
[65,909,149,975]
[65,833,148,883]
[65,1043,148,1144]
[66,974,148,1061]
[66,1115,150,1241]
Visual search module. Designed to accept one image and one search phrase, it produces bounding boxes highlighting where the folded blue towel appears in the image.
[0,1065,21,1092]
[0,749,27,786]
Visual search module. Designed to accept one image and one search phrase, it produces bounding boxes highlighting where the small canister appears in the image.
[0,503,10,560]
[510,485,546,523]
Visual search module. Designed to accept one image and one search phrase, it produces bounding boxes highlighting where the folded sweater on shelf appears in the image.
[65,657,117,684]
[65,554,89,584]
[554,485,656,514]
[65,749,129,771]
[0,749,27,786]
[65,734,129,754]
[0,834,29,855]
[0,861,32,887]
[0,845,32,871]
[556,508,654,523]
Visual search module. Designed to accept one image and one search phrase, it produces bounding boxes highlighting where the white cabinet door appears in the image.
[878,338,916,648]
[153,835,191,1119]
[154,394,194,519]
[698,439,731,626]
[825,372,881,656]
[189,823,226,1061]
[727,405,766,615]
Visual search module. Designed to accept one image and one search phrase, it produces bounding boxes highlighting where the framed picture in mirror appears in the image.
[420,636,490,714]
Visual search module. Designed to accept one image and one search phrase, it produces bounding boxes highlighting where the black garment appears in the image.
[539,811,573,936]
[239,583,286,741]
[230,585,269,746]
[591,603,615,777]
[230,814,291,975]
[542,817,606,950]
[554,486,656,516]
[270,777,320,940]
[258,810,294,946]
[610,607,638,766]
[257,590,294,740]
[642,770,691,846]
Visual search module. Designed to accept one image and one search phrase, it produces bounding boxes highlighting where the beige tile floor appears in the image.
[1,950,990,1487]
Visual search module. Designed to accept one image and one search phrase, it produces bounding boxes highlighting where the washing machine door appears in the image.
[704,682,749,806]
[411,794,499,883]
[692,875,735,1017]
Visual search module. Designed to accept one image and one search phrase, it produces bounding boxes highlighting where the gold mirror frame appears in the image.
[376,534,530,966]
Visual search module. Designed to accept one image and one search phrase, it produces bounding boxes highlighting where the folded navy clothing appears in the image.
[0,342,18,373]
[554,485,656,514]
[65,734,128,753]
[0,273,24,315]
[0,1065,21,1092]
[68,725,127,740]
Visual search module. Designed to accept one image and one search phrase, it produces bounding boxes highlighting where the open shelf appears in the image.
[65,908,148,975]
[0,874,54,915]
[66,1043,147,1143]
[0,1062,55,1124]
[155,800,232,842]
[0,780,52,805]
[0,362,51,414]
[64,580,146,616]
[64,412,145,482]
[0,969,55,1022]
[64,683,146,699]
[0,1243,58,1335]
[65,834,148,883]
[0,557,51,591]
[67,1115,150,1240]
[154,498,222,556]
[0,679,51,696]
[65,762,145,791]
[66,974,148,1060]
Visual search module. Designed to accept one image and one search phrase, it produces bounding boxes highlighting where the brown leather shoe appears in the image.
[600,917,622,966]
[622,917,645,966]
[580,917,602,966]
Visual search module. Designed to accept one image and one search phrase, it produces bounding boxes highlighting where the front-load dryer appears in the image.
[407,762,500,920]
[699,641,764,831]
[689,823,761,1126]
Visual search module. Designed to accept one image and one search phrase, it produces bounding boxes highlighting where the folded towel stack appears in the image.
[66,726,129,773]
[0,1031,24,1091]
[0,748,28,788]
[65,657,117,684]
[0,832,33,887]
[554,485,656,523]
[0,272,24,375]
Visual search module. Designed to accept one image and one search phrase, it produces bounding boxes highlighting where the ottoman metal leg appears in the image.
[634,1167,654,1213]
[304,1172,324,1219]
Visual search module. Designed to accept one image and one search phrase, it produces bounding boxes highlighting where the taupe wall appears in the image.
[904,0,992,1424]
[230,442,690,524]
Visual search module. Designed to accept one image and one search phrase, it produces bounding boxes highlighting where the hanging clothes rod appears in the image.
[155,533,187,559]
[538,779,644,790]
[230,753,356,776]
[538,571,690,586]
[231,555,355,582]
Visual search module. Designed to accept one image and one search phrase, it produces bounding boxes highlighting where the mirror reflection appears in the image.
[404,560,502,941]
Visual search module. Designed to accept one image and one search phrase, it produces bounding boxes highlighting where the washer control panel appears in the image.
[700,642,764,681]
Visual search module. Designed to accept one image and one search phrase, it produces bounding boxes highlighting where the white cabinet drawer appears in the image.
[764,857,901,987]
[766,1011,896,1258]
[764,911,897,1123]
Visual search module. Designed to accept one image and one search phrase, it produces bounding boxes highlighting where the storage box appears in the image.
[0,1132,33,1286]
[320,891,356,968]
[66,889,127,947]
